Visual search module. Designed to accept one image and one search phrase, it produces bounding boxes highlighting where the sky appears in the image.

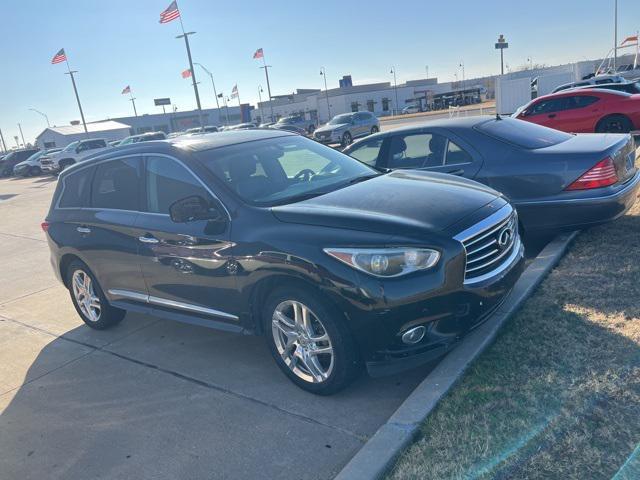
[1,0,639,146]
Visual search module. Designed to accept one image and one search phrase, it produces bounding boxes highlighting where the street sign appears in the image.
[154,98,171,106]
[495,34,509,49]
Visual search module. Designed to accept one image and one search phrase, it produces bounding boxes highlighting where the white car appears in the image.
[551,75,626,93]
[41,139,110,173]
[402,105,420,114]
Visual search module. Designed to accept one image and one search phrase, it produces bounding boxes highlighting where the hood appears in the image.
[315,123,349,133]
[271,170,505,235]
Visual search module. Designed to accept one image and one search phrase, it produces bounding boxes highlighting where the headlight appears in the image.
[323,248,440,277]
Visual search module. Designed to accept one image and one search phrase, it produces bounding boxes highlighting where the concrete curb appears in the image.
[335,231,579,480]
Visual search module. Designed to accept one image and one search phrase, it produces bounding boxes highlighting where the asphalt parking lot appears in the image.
[0,176,435,479]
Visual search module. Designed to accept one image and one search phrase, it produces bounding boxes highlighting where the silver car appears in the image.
[313,112,380,147]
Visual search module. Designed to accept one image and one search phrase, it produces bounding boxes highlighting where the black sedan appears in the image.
[344,116,640,234]
[44,130,523,394]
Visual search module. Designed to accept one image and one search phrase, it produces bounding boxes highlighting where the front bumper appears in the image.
[314,131,341,144]
[515,170,640,232]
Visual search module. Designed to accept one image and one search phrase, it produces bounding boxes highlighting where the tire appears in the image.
[307,124,316,134]
[263,286,361,395]
[370,126,379,134]
[341,132,352,148]
[58,159,75,172]
[595,114,633,133]
[28,166,41,177]
[66,260,125,330]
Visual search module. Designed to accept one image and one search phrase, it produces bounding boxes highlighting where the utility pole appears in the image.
[614,0,618,70]
[128,90,138,117]
[320,67,331,121]
[29,108,50,127]
[390,67,399,115]
[0,129,6,152]
[176,16,204,128]
[17,123,26,146]
[258,53,275,122]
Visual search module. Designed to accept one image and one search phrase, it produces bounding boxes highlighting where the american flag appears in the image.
[230,84,239,98]
[159,1,180,24]
[253,48,264,59]
[181,69,192,79]
[51,48,67,64]
[621,35,639,46]
[121,85,131,94]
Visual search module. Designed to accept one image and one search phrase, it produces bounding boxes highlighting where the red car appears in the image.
[514,89,640,133]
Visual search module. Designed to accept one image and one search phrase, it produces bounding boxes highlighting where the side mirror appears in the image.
[169,195,225,224]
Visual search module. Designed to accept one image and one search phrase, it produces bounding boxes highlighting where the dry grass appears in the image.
[389,200,640,480]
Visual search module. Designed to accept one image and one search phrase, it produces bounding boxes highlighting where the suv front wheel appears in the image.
[66,260,125,330]
[341,132,352,148]
[264,287,361,394]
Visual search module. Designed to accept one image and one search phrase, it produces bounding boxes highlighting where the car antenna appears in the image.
[496,113,502,121]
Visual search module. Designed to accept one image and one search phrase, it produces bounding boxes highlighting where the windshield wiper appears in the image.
[347,173,380,185]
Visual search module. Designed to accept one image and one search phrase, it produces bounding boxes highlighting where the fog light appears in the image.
[401,326,426,345]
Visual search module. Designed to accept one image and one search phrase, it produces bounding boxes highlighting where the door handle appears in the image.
[446,169,465,176]
[548,113,557,118]
[139,235,159,244]
[76,226,91,234]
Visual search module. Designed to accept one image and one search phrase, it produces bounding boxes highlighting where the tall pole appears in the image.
[221,93,230,125]
[501,49,504,75]
[64,59,88,134]
[176,16,204,128]
[258,86,264,124]
[391,67,398,115]
[17,123,25,146]
[194,63,220,110]
[129,91,138,117]
[29,108,50,127]
[320,67,331,122]
[259,54,275,122]
[0,129,6,153]
[614,0,618,71]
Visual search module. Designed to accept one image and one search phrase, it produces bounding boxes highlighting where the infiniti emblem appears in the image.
[497,227,513,249]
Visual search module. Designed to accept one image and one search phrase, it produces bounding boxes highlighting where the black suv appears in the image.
[0,148,40,176]
[44,130,524,394]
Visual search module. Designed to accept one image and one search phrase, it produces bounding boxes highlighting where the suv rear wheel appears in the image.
[66,260,125,330]
[264,286,361,394]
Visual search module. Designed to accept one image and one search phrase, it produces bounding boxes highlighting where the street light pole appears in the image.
[258,86,265,124]
[614,0,618,70]
[176,16,204,128]
[320,67,331,121]
[390,67,398,115]
[29,108,50,127]
[194,63,220,111]
[17,123,26,146]
[63,58,88,134]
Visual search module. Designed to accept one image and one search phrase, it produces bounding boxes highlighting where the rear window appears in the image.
[475,117,572,149]
[59,166,94,208]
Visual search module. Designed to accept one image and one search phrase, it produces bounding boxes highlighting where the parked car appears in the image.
[344,116,639,234]
[43,129,524,394]
[514,89,640,133]
[41,139,109,173]
[551,74,626,93]
[270,124,309,136]
[119,132,168,145]
[567,81,640,95]
[186,126,219,134]
[314,112,380,147]
[274,115,317,134]
[0,148,40,177]
[227,123,257,130]
[13,148,62,177]
[402,105,421,114]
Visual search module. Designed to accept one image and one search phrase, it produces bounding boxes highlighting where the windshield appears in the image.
[277,117,298,124]
[25,150,45,162]
[476,117,573,149]
[196,136,377,206]
[328,114,353,125]
[62,141,79,152]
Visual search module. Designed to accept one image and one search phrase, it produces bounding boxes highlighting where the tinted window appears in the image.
[476,118,572,149]
[145,156,210,214]
[530,98,564,115]
[563,95,600,109]
[445,141,473,165]
[59,167,94,208]
[387,133,446,169]
[197,136,375,206]
[347,137,384,166]
[91,157,141,210]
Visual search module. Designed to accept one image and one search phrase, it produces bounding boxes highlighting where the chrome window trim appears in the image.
[453,204,513,243]
[108,289,239,321]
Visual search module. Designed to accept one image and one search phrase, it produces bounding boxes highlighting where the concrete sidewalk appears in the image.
[0,177,430,479]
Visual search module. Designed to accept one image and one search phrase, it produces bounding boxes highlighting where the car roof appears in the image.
[533,88,630,102]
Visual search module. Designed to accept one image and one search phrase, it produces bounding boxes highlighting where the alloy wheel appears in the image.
[271,300,334,383]
[72,270,101,322]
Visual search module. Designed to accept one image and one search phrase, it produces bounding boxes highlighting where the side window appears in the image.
[59,167,94,208]
[91,157,142,210]
[574,96,599,108]
[530,99,564,115]
[347,138,384,166]
[445,141,473,165]
[145,156,211,214]
[387,133,446,169]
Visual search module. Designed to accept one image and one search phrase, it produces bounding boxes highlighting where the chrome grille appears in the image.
[454,205,520,284]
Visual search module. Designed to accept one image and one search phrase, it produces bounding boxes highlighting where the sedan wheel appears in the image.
[596,115,633,133]
[371,126,379,134]
[271,300,334,384]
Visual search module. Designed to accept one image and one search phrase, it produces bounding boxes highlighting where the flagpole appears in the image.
[175,3,204,128]
[260,54,275,122]
[64,57,88,134]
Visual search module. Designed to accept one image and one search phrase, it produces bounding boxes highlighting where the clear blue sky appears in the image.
[1,0,639,145]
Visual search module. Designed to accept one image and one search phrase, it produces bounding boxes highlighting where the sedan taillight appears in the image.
[565,157,618,190]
